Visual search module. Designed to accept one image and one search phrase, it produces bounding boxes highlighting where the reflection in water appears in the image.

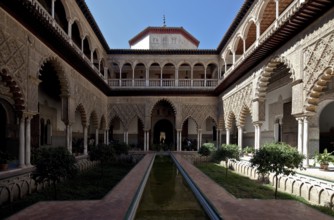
[135,155,209,220]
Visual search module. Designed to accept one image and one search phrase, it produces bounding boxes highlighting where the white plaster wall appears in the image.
[38,91,65,132]
[149,34,197,49]
[319,102,334,131]
[264,84,292,131]
[131,35,150,49]
[73,111,82,133]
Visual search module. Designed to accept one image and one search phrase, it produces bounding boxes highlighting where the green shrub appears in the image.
[33,147,78,199]
[198,143,216,156]
[112,142,129,155]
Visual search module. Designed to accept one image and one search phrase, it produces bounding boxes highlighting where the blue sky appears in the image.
[85,0,245,49]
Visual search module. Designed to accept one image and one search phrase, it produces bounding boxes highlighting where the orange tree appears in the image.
[250,142,304,199]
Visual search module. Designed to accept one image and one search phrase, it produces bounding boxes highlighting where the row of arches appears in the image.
[108,62,220,87]
[221,0,294,72]
[36,0,106,75]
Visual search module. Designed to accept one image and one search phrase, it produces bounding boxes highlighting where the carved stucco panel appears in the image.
[0,29,27,106]
[304,32,334,96]
[223,83,252,127]
[109,104,145,129]
[181,104,217,129]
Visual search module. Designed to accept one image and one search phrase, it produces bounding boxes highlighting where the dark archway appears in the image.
[153,119,174,150]
[0,99,18,157]
[319,101,334,153]
[0,103,7,149]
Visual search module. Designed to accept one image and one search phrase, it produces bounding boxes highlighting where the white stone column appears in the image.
[145,69,149,87]
[51,0,56,18]
[275,0,279,19]
[124,130,129,145]
[226,128,230,145]
[25,116,32,166]
[204,68,207,87]
[146,131,150,151]
[103,130,107,144]
[175,68,179,87]
[303,117,309,166]
[237,126,243,151]
[191,68,194,87]
[106,129,109,145]
[119,69,122,87]
[83,126,88,155]
[144,131,147,151]
[66,124,72,153]
[179,130,182,151]
[297,117,303,154]
[197,129,202,150]
[95,128,99,146]
[19,116,25,168]
[256,20,261,46]
[218,129,223,148]
[176,130,180,151]
[160,68,163,87]
[254,123,262,150]
[216,129,219,148]
[68,21,72,39]
[132,68,135,87]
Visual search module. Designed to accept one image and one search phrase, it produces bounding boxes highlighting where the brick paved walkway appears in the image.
[8,152,334,220]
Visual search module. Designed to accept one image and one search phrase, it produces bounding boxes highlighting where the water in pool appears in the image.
[135,155,209,220]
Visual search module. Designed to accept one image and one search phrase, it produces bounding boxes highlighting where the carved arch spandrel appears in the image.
[181,104,217,130]
[0,29,27,111]
[108,104,145,129]
[304,67,334,113]
[223,82,252,127]
[303,32,334,113]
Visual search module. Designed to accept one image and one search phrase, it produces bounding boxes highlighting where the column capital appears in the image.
[253,121,263,126]
[22,111,36,119]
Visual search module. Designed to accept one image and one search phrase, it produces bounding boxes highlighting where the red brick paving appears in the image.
[8,152,334,220]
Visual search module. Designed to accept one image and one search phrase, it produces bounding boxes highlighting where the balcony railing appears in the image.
[108,79,218,89]
[223,0,305,79]
[29,0,106,81]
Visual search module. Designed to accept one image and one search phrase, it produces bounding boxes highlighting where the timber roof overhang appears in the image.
[0,0,112,95]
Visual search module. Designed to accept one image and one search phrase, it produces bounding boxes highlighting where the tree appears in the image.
[212,144,240,177]
[33,147,78,199]
[250,142,304,199]
[89,143,115,177]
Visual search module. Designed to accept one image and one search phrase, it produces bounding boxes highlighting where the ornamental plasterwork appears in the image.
[223,83,252,127]
[109,104,145,129]
[181,104,217,129]
[303,31,334,96]
[0,83,12,98]
[0,29,27,100]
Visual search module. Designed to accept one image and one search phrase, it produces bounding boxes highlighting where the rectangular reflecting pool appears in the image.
[135,155,209,220]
